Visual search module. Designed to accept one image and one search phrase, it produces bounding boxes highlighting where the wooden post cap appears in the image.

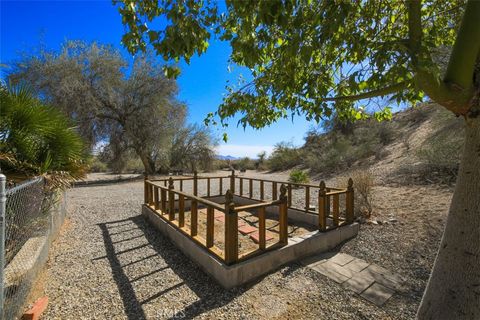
[319,181,326,195]
[225,189,234,205]
[348,177,353,190]
[279,184,287,201]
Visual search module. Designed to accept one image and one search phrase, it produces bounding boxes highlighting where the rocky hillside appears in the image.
[300,103,465,186]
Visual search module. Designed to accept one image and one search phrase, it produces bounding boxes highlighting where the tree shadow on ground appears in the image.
[97,215,256,320]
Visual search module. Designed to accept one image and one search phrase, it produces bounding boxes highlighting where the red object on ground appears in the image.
[238,225,257,235]
[250,231,274,243]
[22,296,48,320]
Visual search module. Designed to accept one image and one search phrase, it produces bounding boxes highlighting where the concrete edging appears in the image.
[142,204,359,288]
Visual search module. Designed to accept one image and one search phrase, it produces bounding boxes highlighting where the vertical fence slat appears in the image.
[239,178,243,196]
[305,186,310,211]
[219,177,223,195]
[333,194,339,227]
[249,179,253,199]
[148,183,154,206]
[258,206,266,250]
[260,180,264,200]
[161,189,166,213]
[230,170,235,194]
[180,179,183,191]
[179,195,185,227]
[224,190,238,264]
[207,178,211,197]
[272,182,277,200]
[191,200,198,236]
[154,186,159,210]
[193,171,198,196]
[206,207,214,248]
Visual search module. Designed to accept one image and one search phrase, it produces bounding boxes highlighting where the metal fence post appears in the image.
[0,172,6,320]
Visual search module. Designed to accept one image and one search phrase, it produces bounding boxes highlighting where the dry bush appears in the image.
[340,169,375,219]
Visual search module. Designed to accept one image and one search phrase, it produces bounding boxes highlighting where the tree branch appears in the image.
[408,0,423,60]
[407,0,474,115]
[322,82,408,102]
[444,0,480,89]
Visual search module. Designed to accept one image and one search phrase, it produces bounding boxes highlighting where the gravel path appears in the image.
[40,172,450,319]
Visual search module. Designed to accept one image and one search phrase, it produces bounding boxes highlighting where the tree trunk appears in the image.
[417,116,480,319]
[138,152,155,175]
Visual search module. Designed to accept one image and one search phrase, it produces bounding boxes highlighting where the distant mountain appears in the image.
[216,155,239,160]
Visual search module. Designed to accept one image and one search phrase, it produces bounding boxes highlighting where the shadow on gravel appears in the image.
[97,215,255,319]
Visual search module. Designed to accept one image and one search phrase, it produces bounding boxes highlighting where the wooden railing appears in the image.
[145,170,354,264]
[233,174,354,231]
[144,176,288,265]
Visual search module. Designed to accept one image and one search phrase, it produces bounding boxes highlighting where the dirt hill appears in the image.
[301,102,464,186]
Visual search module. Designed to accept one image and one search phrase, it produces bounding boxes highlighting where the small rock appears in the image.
[388,218,398,223]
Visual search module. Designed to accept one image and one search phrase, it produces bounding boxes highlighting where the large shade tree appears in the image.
[116,0,479,317]
[10,41,186,174]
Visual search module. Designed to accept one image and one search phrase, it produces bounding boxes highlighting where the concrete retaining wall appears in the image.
[142,204,359,288]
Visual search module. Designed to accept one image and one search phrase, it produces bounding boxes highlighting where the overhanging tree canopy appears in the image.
[116,0,478,127]
[116,0,479,318]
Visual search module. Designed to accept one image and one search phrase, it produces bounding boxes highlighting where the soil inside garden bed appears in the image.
[156,203,316,254]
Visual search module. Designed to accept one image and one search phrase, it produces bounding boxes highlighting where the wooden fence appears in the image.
[144,171,354,264]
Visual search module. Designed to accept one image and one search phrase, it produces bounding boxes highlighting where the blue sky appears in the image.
[1,0,316,158]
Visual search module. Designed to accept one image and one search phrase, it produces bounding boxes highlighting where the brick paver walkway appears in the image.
[301,252,405,306]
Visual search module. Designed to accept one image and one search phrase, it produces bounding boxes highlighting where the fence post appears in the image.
[0,172,5,319]
[193,171,198,196]
[224,190,238,264]
[168,177,175,221]
[279,184,288,245]
[346,178,354,223]
[230,170,235,194]
[143,173,148,204]
[318,181,327,231]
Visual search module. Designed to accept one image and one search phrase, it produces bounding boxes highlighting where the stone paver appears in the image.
[249,231,274,243]
[360,283,395,306]
[343,258,370,272]
[238,225,257,235]
[310,263,349,283]
[343,275,375,294]
[304,251,404,306]
[328,253,355,266]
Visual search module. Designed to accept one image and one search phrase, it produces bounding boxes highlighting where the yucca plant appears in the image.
[0,82,87,187]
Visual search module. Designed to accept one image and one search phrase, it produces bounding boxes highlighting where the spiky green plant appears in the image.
[0,82,87,186]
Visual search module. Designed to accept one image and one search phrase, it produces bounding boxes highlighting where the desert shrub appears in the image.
[236,157,256,171]
[341,169,375,218]
[125,157,145,173]
[377,123,396,145]
[289,169,310,184]
[89,157,108,172]
[415,134,462,183]
[267,142,302,171]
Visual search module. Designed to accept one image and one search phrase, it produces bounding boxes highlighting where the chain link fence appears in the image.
[0,174,67,319]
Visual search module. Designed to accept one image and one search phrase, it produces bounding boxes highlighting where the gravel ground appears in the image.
[39,171,451,319]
